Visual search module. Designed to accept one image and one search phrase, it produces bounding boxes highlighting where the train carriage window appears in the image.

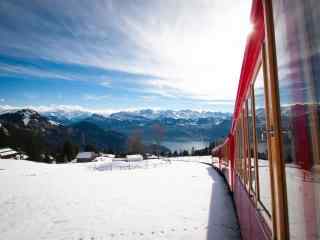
[237,126,242,176]
[236,127,241,175]
[243,104,250,188]
[243,111,249,183]
[273,0,320,239]
[239,115,245,180]
[254,67,272,216]
[247,92,256,194]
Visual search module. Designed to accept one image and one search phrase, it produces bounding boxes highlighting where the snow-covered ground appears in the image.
[0,156,240,240]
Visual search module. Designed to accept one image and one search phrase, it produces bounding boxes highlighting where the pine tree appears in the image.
[63,140,74,162]
[84,144,98,153]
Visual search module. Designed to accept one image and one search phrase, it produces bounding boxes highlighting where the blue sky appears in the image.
[0,0,251,113]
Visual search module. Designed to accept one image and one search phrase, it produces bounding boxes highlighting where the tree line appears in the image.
[1,121,224,162]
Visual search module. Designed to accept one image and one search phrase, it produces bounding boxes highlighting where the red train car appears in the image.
[212,1,320,240]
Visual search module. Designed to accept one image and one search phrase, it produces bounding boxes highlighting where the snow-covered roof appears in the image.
[0,148,12,153]
[0,150,18,157]
[94,156,113,162]
[126,154,143,161]
[76,152,95,159]
[19,154,29,160]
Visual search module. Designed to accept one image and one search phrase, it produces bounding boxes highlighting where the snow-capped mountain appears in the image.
[83,111,232,142]
[0,109,127,159]
[34,108,232,125]
[0,105,232,123]
[0,107,233,142]
[0,109,60,129]
[42,110,92,125]
[109,109,232,121]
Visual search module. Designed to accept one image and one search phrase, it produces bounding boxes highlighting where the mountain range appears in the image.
[41,109,232,142]
[0,109,127,159]
[0,108,232,161]
[39,109,231,124]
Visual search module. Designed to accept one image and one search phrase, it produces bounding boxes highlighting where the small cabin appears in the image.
[76,152,97,163]
[126,154,143,161]
[0,148,19,159]
[145,153,158,159]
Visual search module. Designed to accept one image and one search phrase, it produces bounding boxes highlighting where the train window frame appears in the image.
[251,85,260,205]
[236,118,241,177]
[252,56,273,227]
[236,125,241,176]
[243,102,251,191]
[238,113,245,182]
[236,119,239,176]
[240,109,245,183]
[240,112,246,183]
[246,93,257,200]
[238,125,241,177]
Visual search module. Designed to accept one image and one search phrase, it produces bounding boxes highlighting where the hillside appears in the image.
[69,121,127,152]
[0,109,127,161]
[0,108,233,161]
[82,111,232,142]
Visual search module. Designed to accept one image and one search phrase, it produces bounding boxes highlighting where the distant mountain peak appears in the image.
[109,109,232,121]
[1,106,232,124]
[0,108,61,130]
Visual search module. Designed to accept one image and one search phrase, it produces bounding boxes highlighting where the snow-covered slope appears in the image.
[0,157,240,240]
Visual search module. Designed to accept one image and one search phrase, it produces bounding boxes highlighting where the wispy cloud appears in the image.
[0,63,75,81]
[0,0,251,108]
[100,80,112,88]
[83,94,110,101]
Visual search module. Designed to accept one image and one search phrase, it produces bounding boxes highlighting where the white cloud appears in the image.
[0,0,252,104]
[0,63,75,81]
[0,103,234,115]
[100,80,112,88]
[0,104,115,115]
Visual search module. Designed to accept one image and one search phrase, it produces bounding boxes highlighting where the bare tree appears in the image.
[127,129,144,154]
[151,124,165,158]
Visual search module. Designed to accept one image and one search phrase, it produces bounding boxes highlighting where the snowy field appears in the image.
[0,156,240,240]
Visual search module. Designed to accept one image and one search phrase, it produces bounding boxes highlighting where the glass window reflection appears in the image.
[254,67,272,215]
[273,0,320,239]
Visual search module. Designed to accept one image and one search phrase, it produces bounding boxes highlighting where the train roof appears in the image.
[212,0,264,151]
[231,0,264,135]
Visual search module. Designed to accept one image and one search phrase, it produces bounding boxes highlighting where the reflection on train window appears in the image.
[241,115,246,181]
[238,117,244,179]
[244,104,250,187]
[242,108,247,184]
[247,94,256,193]
[236,127,241,175]
[254,67,272,216]
[235,129,239,173]
[273,0,320,239]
